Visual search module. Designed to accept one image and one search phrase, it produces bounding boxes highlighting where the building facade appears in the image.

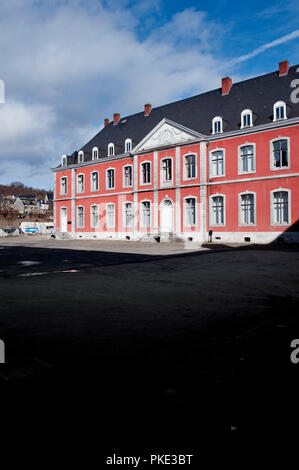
[52,60,299,243]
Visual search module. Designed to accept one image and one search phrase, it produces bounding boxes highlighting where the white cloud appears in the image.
[0,1,228,188]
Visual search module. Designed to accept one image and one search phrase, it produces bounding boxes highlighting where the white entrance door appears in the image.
[60,207,67,232]
[160,200,174,234]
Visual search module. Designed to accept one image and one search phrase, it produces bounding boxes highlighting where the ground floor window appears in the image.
[124,202,133,228]
[211,196,224,225]
[77,206,84,228]
[106,203,115,228]
[141,201,150,228]
[272,191,289,224]
[91,205,99,228]
[185,198,196,226]
[240,193,255,225]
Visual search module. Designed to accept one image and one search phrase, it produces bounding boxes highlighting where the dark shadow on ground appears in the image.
[0,242,299,464]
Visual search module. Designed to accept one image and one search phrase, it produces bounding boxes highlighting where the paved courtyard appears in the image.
[0,236,299,463]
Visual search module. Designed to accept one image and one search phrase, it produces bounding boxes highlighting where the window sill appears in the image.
[270,166,290,171]
[238,170,256,176]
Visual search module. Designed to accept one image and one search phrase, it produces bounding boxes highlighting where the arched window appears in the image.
[123,165,133,187]
[61,155,67,166]
[184,154,196,179]
[92,147,99,160]
[271,190,290,225]
[123,202,133,228]
[273,101,286,121]
[106,203,115,228]
[77,174,84,193]
[241,109,253,128]
[271,138,289,169]
[60,176,68,195]
[239,193,255,225]
[210,149,225,177]
[90,205,99,228]
[77,206,84,228]
[125,139,132,153]
[161,157,172,182]
[141,201,151,228]
[184,197,196,226]
[108,143,115,156]
[212,116,223,134]
[78,151,84,163]
[211,195,225,225]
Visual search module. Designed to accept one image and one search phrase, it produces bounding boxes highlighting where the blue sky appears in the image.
[0,0,298,189]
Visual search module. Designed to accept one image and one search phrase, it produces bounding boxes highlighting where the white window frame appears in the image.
[270,188,291,226]
[90,170,99,192]
[210,194,226,227]
[106,203,115,229]
[78,151,84,163]
[160,156,173,185]
[77,206,84,228]
[123,201,133,228]
[183,196,197,227]
[273,101,287,121]
[269,137,290,171]
[183,153,197,180]
[61,154,67,166]
[209,148,225,178]
[140,200,151,228]
[241,109,253,129]
[125,138,132,153]
[108,143,115,156]
[60,176,68,195]
[106,167,115,190]
[238,143,256,175]
[123,164,133,188]
[140,161,152,186]
[76,173,84,194]
[92,147,99,160]
[238,191,256,226]
[90,204,99,229]
[212,116,223,134]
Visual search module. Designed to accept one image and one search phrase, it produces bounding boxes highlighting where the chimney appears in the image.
[144,103,152,116]
[222,76,232,95]
[279,60,289,77]
[104,118,109,127]
[113,113,120,125]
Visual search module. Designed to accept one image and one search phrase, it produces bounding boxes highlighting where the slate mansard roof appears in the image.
[61,64,299,167]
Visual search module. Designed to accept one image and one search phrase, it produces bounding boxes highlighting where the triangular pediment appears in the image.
[133,118,205,153]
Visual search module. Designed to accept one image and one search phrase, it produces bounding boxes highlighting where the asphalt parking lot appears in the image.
[0,236,299,463]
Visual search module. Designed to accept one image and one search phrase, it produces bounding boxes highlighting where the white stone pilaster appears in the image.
[200,141,208,242]
[133,155,138,237]
[175,146,181,234]
[71,168,76,237]
[53,172,56,232]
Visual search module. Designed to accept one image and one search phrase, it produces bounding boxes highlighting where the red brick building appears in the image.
[52,61,299,243]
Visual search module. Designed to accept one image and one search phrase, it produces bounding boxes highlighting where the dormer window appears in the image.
[108,143,115,156]
[61,155,67,166]
[125,139,132,153]
[212,116,223,134]
[273,101,286,121]
[78,151,84,163]
[241,109,253,128]
[92,147,99,160]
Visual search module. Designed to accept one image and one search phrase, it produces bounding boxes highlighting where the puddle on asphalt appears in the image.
[17,261,41,267]
[18,269,79,277]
